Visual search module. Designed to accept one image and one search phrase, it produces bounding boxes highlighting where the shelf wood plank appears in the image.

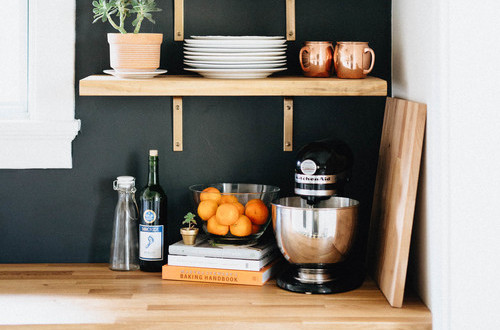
[0,263,431,329]
[79,75,387,97]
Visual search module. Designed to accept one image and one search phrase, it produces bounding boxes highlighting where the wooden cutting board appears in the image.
[368,97,427,307]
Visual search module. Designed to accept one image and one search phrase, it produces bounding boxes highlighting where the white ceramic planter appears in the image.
[107,33,163,72]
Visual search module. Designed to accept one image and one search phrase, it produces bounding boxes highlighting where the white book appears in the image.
[168,236,278,260]
[167,250,280,271]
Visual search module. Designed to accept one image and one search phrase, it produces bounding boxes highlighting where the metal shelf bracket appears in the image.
[283,97,293,151]
[286,0,296,40]
[174,0,184,41]
[173,97,183,151]
[174,0,295,41]
[172,96,293,152]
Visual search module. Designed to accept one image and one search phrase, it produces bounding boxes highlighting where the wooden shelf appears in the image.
[0,264,431,328]
[79,75,387,97]
[79,74,387,152]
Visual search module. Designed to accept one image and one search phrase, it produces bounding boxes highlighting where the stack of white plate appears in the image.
[184,36,287,79]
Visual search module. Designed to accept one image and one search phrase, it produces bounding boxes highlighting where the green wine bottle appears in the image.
[139,149,168,272]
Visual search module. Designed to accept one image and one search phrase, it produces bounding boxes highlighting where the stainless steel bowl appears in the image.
[272,196,359,283]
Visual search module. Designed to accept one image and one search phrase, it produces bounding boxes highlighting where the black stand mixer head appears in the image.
[294,139,353,205]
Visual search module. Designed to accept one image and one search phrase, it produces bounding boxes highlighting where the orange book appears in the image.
[162,258,283,286]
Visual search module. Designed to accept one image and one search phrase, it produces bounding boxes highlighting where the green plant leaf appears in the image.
[182,212,197,229]
[91,0,160,33]
[131,16,140,26]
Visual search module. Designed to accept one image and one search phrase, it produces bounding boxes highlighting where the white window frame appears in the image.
[0,0,80,169]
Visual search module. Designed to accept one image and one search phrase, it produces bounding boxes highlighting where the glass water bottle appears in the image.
[110,176,139,271]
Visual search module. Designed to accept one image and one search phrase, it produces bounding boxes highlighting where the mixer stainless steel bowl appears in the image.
[272,196,359,284]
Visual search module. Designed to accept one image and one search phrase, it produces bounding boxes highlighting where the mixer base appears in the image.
[277,264,365,294]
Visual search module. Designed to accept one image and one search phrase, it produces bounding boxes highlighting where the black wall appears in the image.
[0,0,391,263]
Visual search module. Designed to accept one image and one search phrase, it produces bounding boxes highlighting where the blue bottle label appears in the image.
[143,209,157,224]
[139,225,163,261]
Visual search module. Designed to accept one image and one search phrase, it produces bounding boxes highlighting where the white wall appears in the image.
[393,1,500,329]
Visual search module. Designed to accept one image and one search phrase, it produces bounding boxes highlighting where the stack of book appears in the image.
[162,236,283,286]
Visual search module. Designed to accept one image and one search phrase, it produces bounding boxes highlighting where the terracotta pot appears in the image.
[107,33,163,72]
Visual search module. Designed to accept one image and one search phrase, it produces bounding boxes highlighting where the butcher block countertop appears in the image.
[0,264,431,329]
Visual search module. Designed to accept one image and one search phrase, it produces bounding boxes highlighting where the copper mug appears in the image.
[299,41,334,77]
[333,42,375,79]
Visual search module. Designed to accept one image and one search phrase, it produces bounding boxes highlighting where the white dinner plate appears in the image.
[184,55,287,62]
[190,36,284,40]
[103,69,167,79]
[184,67,286,79]
[184,39,287,47]
[184,50,286,57]
[184,61,286,69]
[184,59,286,65]
[184,47,286,54]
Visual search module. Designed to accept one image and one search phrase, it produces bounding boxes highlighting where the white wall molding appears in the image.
[0,121,80,169]
[0,0,80,169]
[0,121,80,140]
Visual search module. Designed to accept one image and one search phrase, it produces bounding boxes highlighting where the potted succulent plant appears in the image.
[180,212,199,245]
[92,0,163,72]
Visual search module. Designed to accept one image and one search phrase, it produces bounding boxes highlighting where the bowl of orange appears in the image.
[189,183,280,244]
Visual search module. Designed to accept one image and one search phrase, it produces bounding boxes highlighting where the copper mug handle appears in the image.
[299,46,311,72]
[328,43,335,74]
[333,44,339,73]
[363,47,375,75]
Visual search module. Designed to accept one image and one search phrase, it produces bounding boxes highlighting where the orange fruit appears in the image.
[230,215,252,237]
[207,216,229,236]
[220,194,239,204]
[233,202,245,215]
[216,203,239,226]
[200,187,222,204]
[245,198,262,206]
[197,200,218,221]
[251,224,261,234]
[245,200,269,225]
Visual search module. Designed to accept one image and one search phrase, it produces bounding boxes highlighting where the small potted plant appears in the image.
[180,212,199,245]
[92,0,163,72]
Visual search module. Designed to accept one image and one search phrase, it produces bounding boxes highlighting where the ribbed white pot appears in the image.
[107,33,163,72]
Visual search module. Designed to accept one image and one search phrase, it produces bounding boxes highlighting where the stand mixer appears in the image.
[272,139,364,294]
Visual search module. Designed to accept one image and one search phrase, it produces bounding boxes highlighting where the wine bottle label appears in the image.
[139,225,164,261]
